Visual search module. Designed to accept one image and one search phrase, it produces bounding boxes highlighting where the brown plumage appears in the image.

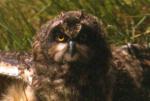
[0,11,149,101]
[112,44,150,101]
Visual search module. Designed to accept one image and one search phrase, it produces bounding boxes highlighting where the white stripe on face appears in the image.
[56,43,67,51]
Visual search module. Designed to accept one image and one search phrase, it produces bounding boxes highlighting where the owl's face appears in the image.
[33,11,109,65]
[47,22,99,64]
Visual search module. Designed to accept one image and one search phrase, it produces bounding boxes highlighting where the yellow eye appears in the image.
[56,34,65,42]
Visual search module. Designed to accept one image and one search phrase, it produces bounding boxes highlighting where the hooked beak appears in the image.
[68,41,76,57]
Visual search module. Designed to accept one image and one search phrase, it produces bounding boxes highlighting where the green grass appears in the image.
[0,0,150,50]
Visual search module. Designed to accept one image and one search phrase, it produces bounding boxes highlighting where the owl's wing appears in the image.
[113,44,150,85]
[0,51,33,85]
[112,44,150,100]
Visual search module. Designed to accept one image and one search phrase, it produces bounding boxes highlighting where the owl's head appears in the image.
[32,11,111,65]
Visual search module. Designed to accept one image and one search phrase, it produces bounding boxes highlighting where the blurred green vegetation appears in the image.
[0,0,150,50]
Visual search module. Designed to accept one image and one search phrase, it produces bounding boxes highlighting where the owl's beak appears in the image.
[69,41,76,57]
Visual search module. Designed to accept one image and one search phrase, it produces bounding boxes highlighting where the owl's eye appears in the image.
[56,34,67,42]
[78,34,88,42]
[79,34,87,41]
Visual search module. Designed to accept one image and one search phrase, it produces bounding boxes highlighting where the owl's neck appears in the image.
[32,61,109,101]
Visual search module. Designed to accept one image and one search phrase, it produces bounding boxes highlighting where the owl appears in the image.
[0,11,112,101]
[31,10,113,101]
[0,11,149,101]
